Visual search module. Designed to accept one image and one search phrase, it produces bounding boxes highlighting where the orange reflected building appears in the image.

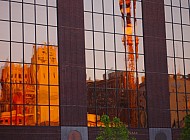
[0,45,59,126]
[87,71,146,127]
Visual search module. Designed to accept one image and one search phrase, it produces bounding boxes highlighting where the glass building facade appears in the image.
[0,0,189,139]
[84,0,147,128]
[165,0,190,128]
[0,0,59,126]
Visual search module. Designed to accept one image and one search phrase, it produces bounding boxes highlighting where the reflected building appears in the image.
[169,74,190,128]
[0,62,36,125]
[0,0,190,139]
[87,71,147,128]
[0,45,59,126]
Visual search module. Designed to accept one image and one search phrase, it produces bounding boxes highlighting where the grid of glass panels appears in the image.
[84,0,147,128]
[165,0,190,128]
[0,0,59,126]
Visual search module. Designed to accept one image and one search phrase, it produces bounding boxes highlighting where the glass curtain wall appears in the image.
[84,0,147,128]
[165,0,190,128]
[0,0,59,126]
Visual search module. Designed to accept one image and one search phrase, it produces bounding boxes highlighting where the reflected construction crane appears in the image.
[119,0,139,127]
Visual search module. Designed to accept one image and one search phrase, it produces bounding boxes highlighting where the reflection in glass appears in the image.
[48,7,57,26]
[94,14,103,31]
[84,12,92,30]
[0,45,59,126]
[104,0,113,14]
[36,25,47,44]
[48,0,57,7]
[11,2,22,22]
[0,21,10,40]
[172,7,181,23]
[11,43,23,63]
[182,9,189,24]
[104,15,114,33]
[0,42,10,61]
[36,6,47,24]
[36,0,46,6]
[106,52,115,70]
[94,32,104,50]
[183,25,190,41]
[84,0,92,11]
[23,0,34,4]
[93,0,102,13]
[173,24,182,40]
[105,33,114,51]
[181,0,189,8]
[85,31,93,50]
[0,1,9,20]
[49,26,58,45]
[85,0,146,128]
[166,40,174,57]
[166,23,173,39]
[50,106,59,126]
[24,24,35,43]
[0,1,59,126]
[11,22,22,42]
[85,50,94,68]
[166,1,190,126]
[95,51,105,69]
[24,4,35,23]
[165,6,171,22]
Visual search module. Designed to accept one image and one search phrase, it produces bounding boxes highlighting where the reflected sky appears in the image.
[84,0,144,81]
[84,0,190,81]
[0,1,57,68]
[165,0,190,75]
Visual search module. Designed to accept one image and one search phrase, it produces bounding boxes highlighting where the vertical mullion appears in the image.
[91,0,97,127]
[112,0,118,118]
[9,0,12,126]
[21,0,25,126]
[188,0,190,26]
[56,0,60,125]
[141,0,148,128]
[101,0,107,116]
[34,0,38,126]
[170,0,180,128]
[46,0,50,126]
[179,0,188,115]
[55,0,61,124]
[133,0,140,128]
[121,0,130,128]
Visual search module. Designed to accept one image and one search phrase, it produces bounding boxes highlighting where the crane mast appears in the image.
[119,0,139,127]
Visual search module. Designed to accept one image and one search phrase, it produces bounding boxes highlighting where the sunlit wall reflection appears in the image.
[0,0,59,126]
[165,0,190,128]
[84,0,147,128]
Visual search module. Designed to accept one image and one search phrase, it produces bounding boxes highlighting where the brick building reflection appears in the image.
[169,74,190,128]
[87,71,147,128]
[87,72,190,128]
[0,45,59,126]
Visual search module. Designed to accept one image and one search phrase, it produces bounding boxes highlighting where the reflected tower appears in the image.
[119,0,139,127]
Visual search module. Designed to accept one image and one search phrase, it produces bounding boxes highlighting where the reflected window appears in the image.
[165,0,190,128]
[84,0,146,128]
[0,0,59,126]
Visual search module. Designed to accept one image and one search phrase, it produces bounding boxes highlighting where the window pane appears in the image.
[11,22,22,42]
[48,7,57,26]
[0,41,10,61]
[0,21,10,41]
[11,2,22,22]
[0,1,59,126]
[0,1,9,20]
[36,6,47,25]
[24,4,34,23]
